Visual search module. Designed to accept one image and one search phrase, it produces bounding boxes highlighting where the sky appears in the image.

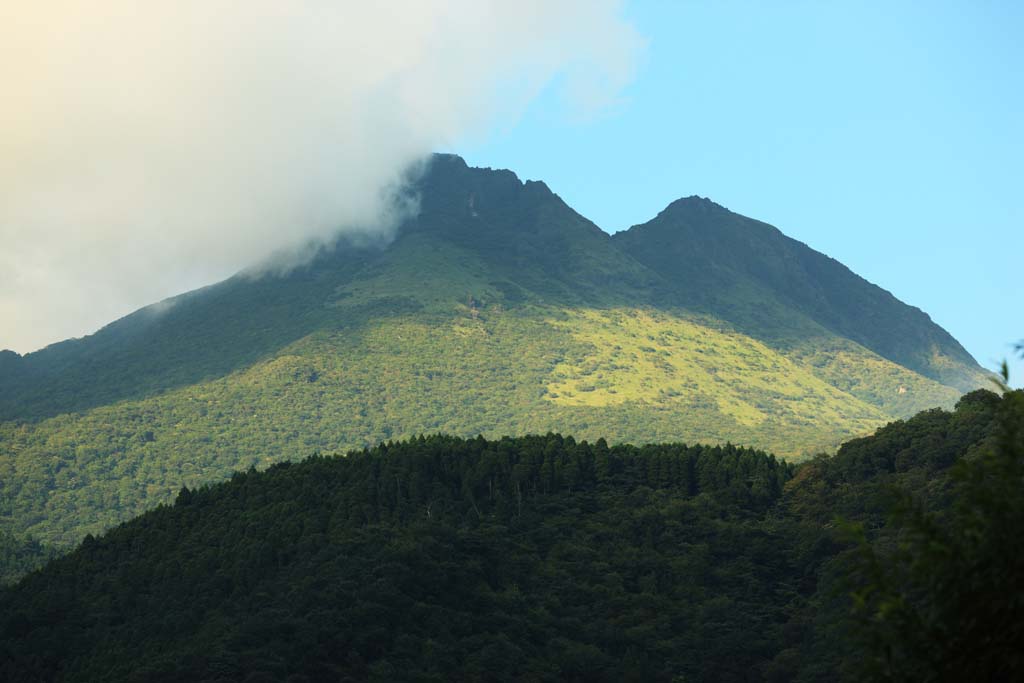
[458,0,1024,384]
[2,2,1021,383]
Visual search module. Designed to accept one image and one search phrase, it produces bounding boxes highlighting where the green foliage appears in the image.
[769,389,1004,680]
[783,337,964,418]
[0,531,56,585]
[845,382,1024,681]
[0,393,1009,681]
[0,435,792,682]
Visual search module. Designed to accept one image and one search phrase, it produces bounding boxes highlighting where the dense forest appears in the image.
[2,386,1020,681]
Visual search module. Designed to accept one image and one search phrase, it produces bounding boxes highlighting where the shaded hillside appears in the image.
[613,196,985,391]
[0,532,55,586]
[0,391,1012,682]
[0,245,378,421]
[0,303,892,550]
[405,154,665,302]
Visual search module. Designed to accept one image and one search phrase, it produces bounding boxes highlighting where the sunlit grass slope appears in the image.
[2,291,955,549]
[545,308,888,428]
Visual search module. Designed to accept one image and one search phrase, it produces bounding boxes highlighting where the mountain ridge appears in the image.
[1,156,980,376]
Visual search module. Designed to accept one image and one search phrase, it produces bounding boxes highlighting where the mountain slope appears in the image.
[0,295,898,548]
[0,155,662,423]
[613,196,984,391]
[0,155,987,555]
[0,244,378,421]
[406,154,666,303]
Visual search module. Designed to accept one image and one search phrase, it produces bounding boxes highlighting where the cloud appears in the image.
[0,1,641,353]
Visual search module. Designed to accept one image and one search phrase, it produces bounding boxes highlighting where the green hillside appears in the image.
[1,390,1017,682]
[613,196,984,391]
[0,155,987,558]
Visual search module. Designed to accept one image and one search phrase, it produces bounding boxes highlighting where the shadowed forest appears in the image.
[2,386,1020,681]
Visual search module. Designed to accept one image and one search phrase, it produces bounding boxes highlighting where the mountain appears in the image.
[0,154,989,554]
[0,390,1011,682]
[613,196,981,391]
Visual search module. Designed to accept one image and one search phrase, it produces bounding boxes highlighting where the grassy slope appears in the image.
[0,241,966,549]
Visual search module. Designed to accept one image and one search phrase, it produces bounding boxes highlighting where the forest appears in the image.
[2,386,1020,681]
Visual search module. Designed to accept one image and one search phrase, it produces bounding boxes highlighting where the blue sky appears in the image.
[458,1,1023,385]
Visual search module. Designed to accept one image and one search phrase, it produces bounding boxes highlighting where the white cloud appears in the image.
[0,1,641,353]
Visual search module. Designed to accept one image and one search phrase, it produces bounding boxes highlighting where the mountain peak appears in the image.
[422,153,521,187]
[399,155,655,303]
[659,195,729,219]
[429,151,468,167]
[676,194,720,206]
